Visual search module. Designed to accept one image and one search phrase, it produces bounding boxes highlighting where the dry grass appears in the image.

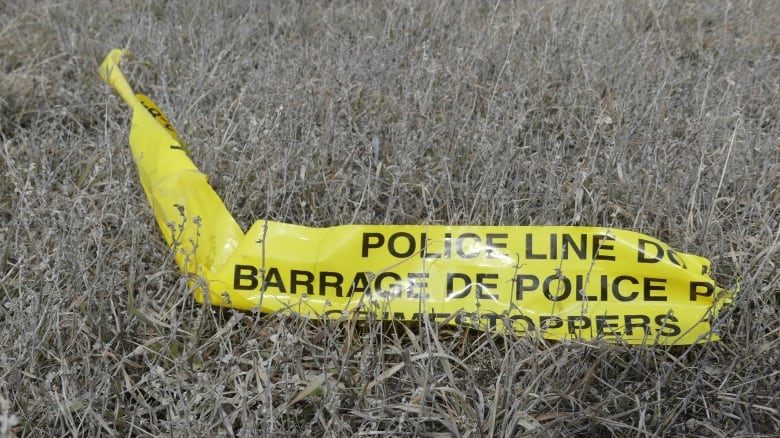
[1,0,779,436]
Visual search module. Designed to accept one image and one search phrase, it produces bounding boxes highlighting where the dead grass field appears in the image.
[1,0,779,436]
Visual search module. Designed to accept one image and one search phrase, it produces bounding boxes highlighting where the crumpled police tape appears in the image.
[99,49,733,345]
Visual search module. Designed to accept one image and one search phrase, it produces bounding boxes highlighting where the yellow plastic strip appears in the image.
[100,49,732,345]
[99,49,243,276]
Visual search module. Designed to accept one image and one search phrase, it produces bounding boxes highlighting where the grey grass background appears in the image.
[1,0,778,436]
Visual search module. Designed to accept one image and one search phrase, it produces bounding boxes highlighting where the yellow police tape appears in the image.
[99,49,733,345]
